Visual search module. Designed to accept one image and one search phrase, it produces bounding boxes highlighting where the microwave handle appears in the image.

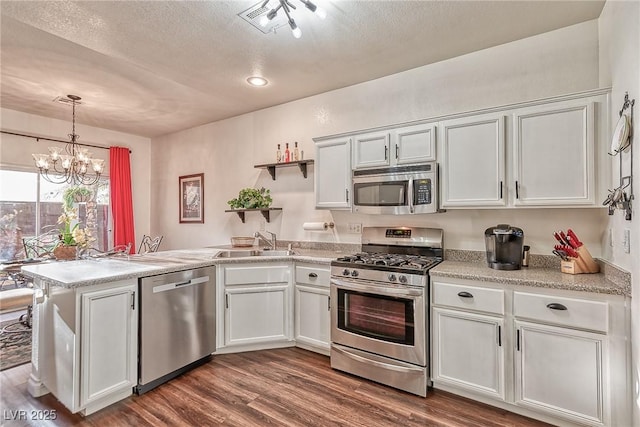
[408,177,414,213]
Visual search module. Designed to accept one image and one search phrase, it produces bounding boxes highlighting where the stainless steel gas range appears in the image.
[330,226,443,397]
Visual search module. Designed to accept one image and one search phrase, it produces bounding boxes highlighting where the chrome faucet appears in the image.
[254,231,277,250]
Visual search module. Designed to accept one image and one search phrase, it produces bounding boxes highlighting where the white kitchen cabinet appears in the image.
[218,263,293,352]
[430,277,630,427]
[80,284,137,412]
[514,321,604,426]
[391,123,436,164]
[432,308,505,400]
[294,263,330,355]
[352,131,390,169]
[439,113,506,207]
[315,137,352,209]
[512,99,595,206]
[30,278,137,415]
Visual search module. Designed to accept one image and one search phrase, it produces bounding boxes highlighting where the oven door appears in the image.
[330,277,426,366]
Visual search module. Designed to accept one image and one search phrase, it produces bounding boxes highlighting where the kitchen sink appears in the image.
[215,250,294,258]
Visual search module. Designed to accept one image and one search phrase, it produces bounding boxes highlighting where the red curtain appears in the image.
[110,147,136,254]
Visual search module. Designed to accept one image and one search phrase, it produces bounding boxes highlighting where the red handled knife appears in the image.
[567,229,583,248]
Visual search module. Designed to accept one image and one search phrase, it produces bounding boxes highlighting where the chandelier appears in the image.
[259,0,326,39]
[32,95,105,186]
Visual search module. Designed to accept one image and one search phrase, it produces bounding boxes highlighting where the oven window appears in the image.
[353,181,407,206]
[337,289,414,345]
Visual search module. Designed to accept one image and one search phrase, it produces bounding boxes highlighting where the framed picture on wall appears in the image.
[179,173,204,223]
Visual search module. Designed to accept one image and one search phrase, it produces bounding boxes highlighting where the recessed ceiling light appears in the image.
[247,76,268,87]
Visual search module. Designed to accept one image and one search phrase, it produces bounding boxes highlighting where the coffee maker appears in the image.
[484,224,524,270]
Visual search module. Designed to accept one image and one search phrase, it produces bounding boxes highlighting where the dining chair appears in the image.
[138,235,163,254]
[22,230,59,259]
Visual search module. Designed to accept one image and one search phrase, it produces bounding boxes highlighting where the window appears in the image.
[0,168,110,261]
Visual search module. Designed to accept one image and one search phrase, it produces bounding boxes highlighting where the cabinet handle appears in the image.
[225,294,229,309]
[131,291,136,310]
[546,303,568,311]
[384,145,388,160]
[327,296,331,311]
[515,181,520,199]
[499,181,503,199]
[516,329,521,351]
[308,273,318,279]
[345,189,349,203]
[395,144,399,159]
[457,291,473,298]
[497,325,502,347]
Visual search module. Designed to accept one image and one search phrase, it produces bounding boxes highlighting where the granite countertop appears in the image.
[20,247,348,288]
[431,260,631,297]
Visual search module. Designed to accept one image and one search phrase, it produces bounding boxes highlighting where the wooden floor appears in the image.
[1,347,551,426]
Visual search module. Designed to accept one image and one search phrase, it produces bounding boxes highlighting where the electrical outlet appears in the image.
[623,229,631,253]
[348,223,362,233]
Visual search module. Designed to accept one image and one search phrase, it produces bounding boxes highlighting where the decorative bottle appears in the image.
[285,143,290,162]
[293,141,299,161]
[276,144,282,163]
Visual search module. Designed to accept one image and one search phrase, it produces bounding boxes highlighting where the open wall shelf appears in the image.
[225,208,282,223]
[254,160,314,180]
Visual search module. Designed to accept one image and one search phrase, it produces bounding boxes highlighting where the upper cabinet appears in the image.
[315,137,352,209]
[439,91,609,209]
[353,123,436,169]
[440,113,506,208]
[512,100,595,206]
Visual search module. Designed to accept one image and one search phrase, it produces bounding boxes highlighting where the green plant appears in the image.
[227,187,272,209]
[62,186,93,210]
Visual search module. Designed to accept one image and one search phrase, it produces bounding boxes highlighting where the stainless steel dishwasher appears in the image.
[136,266,216,394]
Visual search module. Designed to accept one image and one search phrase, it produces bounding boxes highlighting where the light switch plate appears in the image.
[623,229,630,253]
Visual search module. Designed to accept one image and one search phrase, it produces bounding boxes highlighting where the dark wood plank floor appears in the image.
[1,347,551,426]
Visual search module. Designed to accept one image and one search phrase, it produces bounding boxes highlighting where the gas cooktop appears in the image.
[333,252,442,274]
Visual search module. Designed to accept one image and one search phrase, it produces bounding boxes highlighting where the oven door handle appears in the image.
[331,278,423,297]
[332,345,425,374]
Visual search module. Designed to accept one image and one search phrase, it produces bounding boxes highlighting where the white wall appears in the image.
[151,19,606,254]
[599,1,640,423]
[0,108,152,246]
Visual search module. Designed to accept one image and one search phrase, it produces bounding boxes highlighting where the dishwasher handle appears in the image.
[152,275,210,293]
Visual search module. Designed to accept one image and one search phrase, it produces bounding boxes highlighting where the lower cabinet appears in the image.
[32,279,137,415]
[218,262,293,352]
[432,308,504,400]
[430,278,630,427]
[294,263,331,355]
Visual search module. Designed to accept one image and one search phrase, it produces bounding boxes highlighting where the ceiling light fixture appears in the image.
[259,0,326,39]
[32,95,105,185]
[247,76,269,87]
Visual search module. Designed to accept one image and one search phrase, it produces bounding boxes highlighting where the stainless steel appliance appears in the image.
[137,266,216,394]
[484,224,524,270]
[330,227,443,396]
[352,163,438,215]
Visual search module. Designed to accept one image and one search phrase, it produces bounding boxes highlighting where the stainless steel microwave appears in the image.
[352,163,438,214]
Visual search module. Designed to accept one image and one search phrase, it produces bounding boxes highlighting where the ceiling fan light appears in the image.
[315,6,326,19]
[289,19,302,38]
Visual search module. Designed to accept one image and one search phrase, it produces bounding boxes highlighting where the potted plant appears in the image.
[227,187,272,209]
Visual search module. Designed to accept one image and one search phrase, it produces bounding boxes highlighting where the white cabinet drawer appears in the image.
[295,265,330,287]
[224,265,290,285]
[513,292,608,333]
[432,282,505,315]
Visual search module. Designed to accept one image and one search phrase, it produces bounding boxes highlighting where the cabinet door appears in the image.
[80,283,137,409]
[352,131,390,169]
[440,114,506,207]
[225,285,291,347]
[515,321,605,425]
[432,308,505,400]
[391,123,436,164]
[295,284,330,352]
[315,137,352,209]
[513,101,595,206]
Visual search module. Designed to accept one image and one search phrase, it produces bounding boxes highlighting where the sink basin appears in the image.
[215,250,294,258]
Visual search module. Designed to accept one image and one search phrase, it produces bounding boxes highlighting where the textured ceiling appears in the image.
[0,1,605,138]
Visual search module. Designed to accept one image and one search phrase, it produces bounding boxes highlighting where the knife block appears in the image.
[560,246,600,274]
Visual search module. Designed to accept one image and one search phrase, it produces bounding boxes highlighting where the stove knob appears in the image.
[342,269,350,276]
[388,274,397,282]
[351,270,359,277]
[398,275,408,284]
